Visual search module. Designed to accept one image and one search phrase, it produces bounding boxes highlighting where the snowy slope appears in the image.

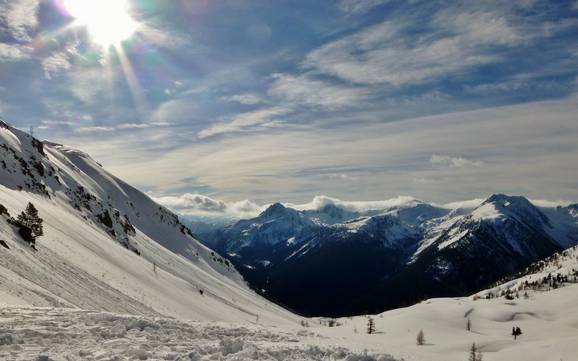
[0,120,296,325]
[310,241,578,361]
[317,282,578,361]
[479,243,578,299]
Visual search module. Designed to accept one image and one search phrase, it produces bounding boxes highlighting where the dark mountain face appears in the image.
[206,195,578,317]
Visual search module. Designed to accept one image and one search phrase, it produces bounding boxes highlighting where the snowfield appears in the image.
[1,284,577,361]
[0,306,397,361]
[316,283,578,361]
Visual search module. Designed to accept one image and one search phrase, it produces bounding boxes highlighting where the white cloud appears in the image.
[74,126,116,134]
[156,193,424,219]
[138,24,198,52]
[42,52,72,79]
[0,0,40,41]
[268,74,370,109]
[337,0,390,15]
[304,1,556,87]
[0,43,27,61]
[41,43,79,79]
[198,106,291,138]
[117,123,154,130]
[73,123,164,134]
[440,199,484,209]
[221,93,265,105]
[153,193,263,219]
[530,199,575,208]
[290,195,422,212]
[433,8,523,45]
[430,155,484,168]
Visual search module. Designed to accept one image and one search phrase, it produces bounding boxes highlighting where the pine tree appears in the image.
[468,343,477,361]
[367,317,375,334]
[416,329,425,345]
[16,202,43,244]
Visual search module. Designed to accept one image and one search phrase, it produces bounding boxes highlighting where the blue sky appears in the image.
[1,0,578,214]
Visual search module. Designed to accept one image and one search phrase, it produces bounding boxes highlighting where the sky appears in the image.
[1,0,578,218]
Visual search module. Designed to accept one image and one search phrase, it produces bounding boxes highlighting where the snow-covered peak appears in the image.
[259,202,293,218]
[471,194,549,226]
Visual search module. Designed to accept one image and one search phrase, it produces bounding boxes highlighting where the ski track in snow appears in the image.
[0,307,396,361]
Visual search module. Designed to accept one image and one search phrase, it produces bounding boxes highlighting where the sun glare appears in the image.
[63,0,138,46]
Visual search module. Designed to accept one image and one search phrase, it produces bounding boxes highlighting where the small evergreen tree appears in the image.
[16,202,43,245]
[468,343,483,361]
[367,317,375,334]
[512,326,522,340]
[416,329,425,345]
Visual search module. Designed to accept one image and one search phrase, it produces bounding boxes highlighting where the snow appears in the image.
[471,203,503,222]
[314,284,578,361]
[0,306,398,361]
[479,244,578,298]
[10,281,578,361]
[436,229,469,250]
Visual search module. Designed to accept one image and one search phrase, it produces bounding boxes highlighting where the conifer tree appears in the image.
[468,343,483,361]
[16,202,43,244]
[416,329,425,345]
[367,317,375,334]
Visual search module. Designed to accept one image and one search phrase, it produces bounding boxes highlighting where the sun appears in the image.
[63,0,138,47]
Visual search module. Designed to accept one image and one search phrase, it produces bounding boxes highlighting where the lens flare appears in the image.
[63,0,138,46]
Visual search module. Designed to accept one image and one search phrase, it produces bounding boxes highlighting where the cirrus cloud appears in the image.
[198,106,292,139]
[430,155,484,168]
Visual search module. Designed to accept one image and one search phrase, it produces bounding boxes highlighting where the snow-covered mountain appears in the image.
[206,194,578,316]
[0,120,297,325]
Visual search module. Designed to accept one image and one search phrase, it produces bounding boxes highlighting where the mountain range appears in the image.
[1,118,578,360]
[201,194,578,316]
